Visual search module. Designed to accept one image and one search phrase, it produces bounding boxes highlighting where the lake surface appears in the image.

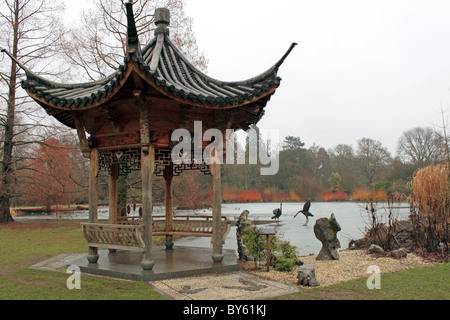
[19,201,410,256]
[175,202,411,256]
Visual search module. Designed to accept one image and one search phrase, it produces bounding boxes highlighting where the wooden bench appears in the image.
[82,216,231,252]
[81,223,145,252]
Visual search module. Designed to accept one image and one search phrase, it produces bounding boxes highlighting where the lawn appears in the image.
[0,221,448,300]
[272,262,449,300]
[0,221,166,300]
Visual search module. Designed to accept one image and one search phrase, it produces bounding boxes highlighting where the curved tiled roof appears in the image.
[4,2,296,129]
[19,39,295,111]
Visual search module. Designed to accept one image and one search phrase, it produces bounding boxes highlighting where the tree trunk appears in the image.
[0,0,19,224]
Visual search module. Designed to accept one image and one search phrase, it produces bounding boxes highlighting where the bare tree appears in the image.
[62,0,208,82]
[329,144,358,192]
[356,137,391,187]
[0,0,66,223]
[397,126,443,166]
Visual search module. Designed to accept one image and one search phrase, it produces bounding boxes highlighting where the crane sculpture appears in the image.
[294,200,314,226]
[271,203,283,222]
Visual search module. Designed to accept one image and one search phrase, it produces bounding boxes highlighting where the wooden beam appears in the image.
[87,148,99,263]
[95,132,141,150]
[74,115,91,158]
[141,145,155,270]
[210,156,224,263]
[108,163,119,225]
[101,107,121,133]
[132,70,145,90]
[135,90,151,154]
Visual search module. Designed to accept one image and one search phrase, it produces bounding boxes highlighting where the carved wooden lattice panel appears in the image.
[99,149,141,176]
[98,148,211,176]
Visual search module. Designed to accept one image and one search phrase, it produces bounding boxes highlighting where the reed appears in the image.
[409,164,449,253]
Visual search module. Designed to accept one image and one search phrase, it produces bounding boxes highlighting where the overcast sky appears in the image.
[64,0,450,155]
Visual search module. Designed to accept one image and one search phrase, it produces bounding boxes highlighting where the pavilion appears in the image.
[4,2,296,272]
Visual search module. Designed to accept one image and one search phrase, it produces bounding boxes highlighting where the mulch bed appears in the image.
[241,249,441,287]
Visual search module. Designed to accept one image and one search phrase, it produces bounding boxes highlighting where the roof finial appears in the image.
[154,8,170,36]
[126,1,141,55]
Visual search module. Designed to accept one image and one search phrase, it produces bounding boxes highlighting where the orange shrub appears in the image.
[262,187,275,202]
[289,190,301,202]
[222,188,239,202]
[323,191,349,202]
[238,190,263,202]
[224,188,304,203]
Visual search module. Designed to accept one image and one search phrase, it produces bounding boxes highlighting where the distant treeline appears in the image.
[12,126,448,209]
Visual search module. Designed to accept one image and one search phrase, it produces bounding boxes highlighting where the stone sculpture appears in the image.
[314,213,341,260]
[236,210,253,261]
[297,265,320,287]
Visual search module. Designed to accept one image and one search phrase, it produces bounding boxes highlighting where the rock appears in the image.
[391,248,407,259]
[394,221,413,245]
[295,259,304,266]
[368,244,384,253]
[314,213,341,260]
[297,265,320,287]
[236,210,253,261]
[347,220,414,250]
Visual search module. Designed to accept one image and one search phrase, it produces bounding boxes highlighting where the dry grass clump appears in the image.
[409,164,449,253]
[409,164,449,220]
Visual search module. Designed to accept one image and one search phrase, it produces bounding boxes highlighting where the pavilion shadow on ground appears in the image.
[73,246,239,282]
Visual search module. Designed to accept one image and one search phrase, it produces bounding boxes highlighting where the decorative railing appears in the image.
[152,216,231,242]
[83,215,231,251]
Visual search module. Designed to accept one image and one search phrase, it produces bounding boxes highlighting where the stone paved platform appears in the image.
[29,246,301,300]
[149,271,300,300]
[32,246,239,281]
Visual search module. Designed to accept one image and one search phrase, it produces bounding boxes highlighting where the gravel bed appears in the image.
[243,249,436,287]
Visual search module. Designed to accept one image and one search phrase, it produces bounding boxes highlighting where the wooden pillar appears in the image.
[141,145,155,270]
[265,234,271,272]
[163,163,174,249]
[135,90,155,270]
[210,160,224,263]
[109,163,119,225]
[87,148,99,263]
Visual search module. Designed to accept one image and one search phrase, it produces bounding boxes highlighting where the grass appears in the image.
[0,222,166,300]
[0,221,448,300]
[272,262,450,300]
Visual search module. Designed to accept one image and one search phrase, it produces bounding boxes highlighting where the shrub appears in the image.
[289,190,301,202]
[273,255,295,272]
[323,191,349,202]
[243,226,298,271]
[242,224,267,268]
[238,190,263,202]
[273,239,298,272]
[409,164,449,253]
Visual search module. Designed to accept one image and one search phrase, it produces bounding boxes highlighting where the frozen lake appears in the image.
[175,202,411,256]
[17,201,410,256]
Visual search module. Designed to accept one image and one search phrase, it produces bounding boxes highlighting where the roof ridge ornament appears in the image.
[154,8,170,37]
[149,8,170,72]
[126,1,142,57]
